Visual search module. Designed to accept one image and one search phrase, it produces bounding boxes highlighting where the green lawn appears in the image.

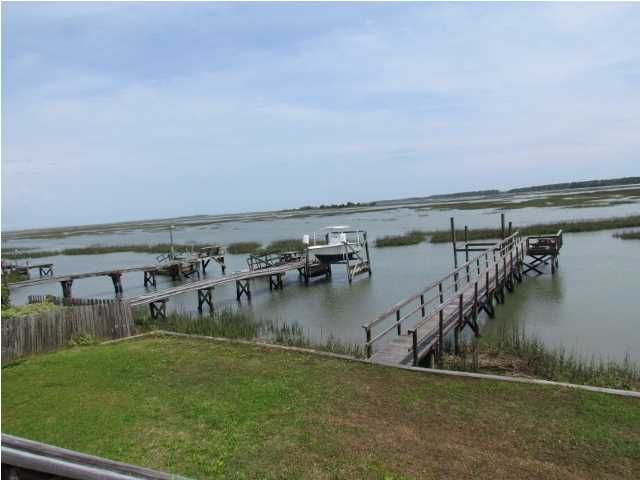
[2,336,639,479]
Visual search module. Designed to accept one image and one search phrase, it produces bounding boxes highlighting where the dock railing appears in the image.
[526,230,563,255]
[362,232,524,359]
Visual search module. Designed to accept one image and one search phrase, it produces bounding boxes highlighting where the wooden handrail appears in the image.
[363,232,521,330]
[363,232,525,358]
[412,255,517,332]
[526,230,562,240]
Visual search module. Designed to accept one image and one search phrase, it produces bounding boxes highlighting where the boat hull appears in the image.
[308,244,361,263]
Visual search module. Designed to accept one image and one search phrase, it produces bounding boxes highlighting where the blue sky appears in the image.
[2,2,639,230]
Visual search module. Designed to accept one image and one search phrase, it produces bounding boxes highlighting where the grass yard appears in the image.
[2,336,639,479]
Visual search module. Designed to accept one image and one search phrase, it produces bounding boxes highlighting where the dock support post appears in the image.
[269,274,284,291]
[504,257,513,292]
[304,248,310,285]
[396,310,401,335]
[464,225,471,282]
[197,287,214,313]
[411,330,418,366]
[364,232,372,276]
[39,265,53,277]
[365,328,372,358]
[501,213,506,239]
[472,282,480,336]
[201,259,210,274]
[454,327,460,356]
[451,218,459,291]
[60,280,73,304]
[169,264,183,281]
[109,272,123,296]
[143,270,157,288]
[236,280,251,301]
[438,309,444,365]
[344,244,352,284]
[455,293,463,355]
[450,216,458,265]
[149,300,167,320]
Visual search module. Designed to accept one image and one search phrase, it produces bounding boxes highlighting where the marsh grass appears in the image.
[444,324,640,390]
[1,270,29,283]
[257,238,308,255]
[1,243,211,260]
[421,187,640,211]
[226,241,262,254]
[427,215,640,243]
[134,307,364,358]
[613,230,640,240]
[375,230,427,247]
[1,300,60,320]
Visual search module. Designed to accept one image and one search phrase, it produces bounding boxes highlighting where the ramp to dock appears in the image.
[364,229,562,367]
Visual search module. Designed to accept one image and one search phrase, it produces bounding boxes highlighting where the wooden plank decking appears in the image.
[363,231,536,366]
[371,255,517,365]
[128,260,307,307]
[6,247,224,296]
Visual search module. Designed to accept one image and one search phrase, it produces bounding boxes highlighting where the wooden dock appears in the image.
[364,220,563,367]
[128,258,313,318]
[1,262,54,278]
[7,246,225,299]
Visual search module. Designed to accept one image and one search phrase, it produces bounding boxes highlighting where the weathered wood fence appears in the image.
[2,303,133,364]
[27,294,117,306]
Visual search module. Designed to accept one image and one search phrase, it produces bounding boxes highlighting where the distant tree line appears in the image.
[426,176,639,200]
[298,201,377,210]
[428,189,500,200]
[506,176,640,194]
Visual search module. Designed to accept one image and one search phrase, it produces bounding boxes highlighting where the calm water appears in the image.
[6,201,640,362]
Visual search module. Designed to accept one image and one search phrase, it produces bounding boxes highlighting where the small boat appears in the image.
[305,226,364,263]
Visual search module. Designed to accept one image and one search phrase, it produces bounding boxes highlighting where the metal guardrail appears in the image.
[1,434,187,480]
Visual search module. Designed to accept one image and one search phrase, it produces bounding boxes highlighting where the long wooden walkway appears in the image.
[128,259,312,318]
[364,232,537,366]
[2,262,54,278]
[7,246,225,298]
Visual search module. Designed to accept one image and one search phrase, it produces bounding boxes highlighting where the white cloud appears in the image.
[2,3,639,229]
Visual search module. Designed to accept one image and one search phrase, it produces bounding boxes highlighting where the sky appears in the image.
[2,2,639,230]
